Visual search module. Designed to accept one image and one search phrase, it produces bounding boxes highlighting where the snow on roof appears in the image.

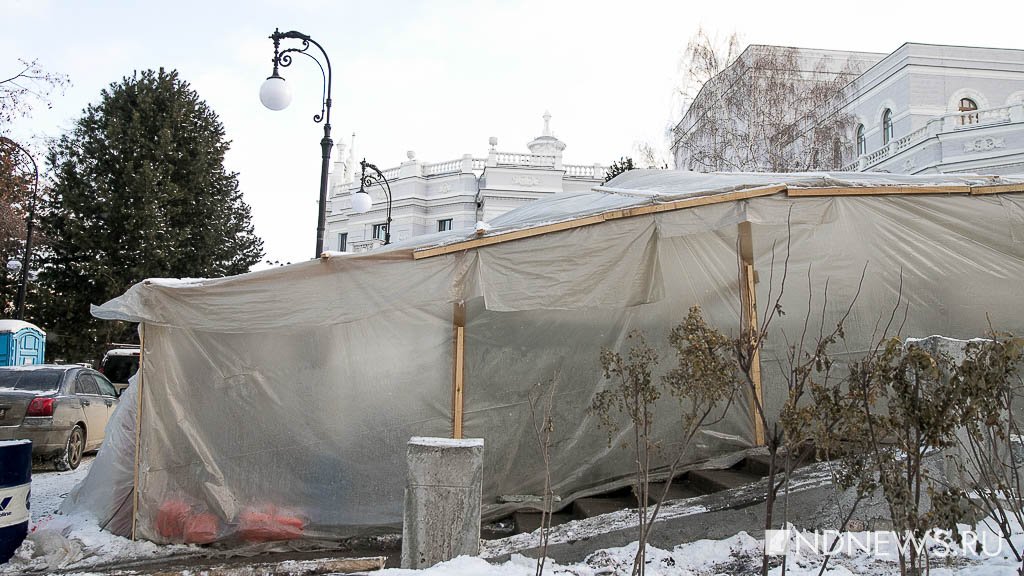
[105,348,140,357]
[91,170,1024,328]
[391,170,1024,257]
[0,364,69,371]
[0,319,44,334]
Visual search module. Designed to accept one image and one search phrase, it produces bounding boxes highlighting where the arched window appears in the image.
[882,109,893,145]
[958,97,978,125]
[856,124,866,156]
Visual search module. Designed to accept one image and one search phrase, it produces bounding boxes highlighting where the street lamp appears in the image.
[0,137,39,320]
[260,28,333,258]
[352,159,393,245]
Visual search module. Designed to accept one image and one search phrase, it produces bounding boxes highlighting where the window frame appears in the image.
[93,373,119,397]
[75,371,101,396]
[372,223,387,241]
[881,109,893,145]
[856,124,866,156]
[437,218,453,232]
[958,98,979,125]
[337,232,348,252]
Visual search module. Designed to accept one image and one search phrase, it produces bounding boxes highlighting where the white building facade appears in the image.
[325,113,606,253]
[672,43,1024,176]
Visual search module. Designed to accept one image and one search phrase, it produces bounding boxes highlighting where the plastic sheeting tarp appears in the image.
[82,171,1024,544]
[60,376,138,536]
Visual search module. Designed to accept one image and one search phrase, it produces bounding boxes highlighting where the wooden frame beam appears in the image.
[413,182,1024,260]
[970,183,1024,195]
[131,323,146,541]
[786,185,971,197]
[738,223,766,446]
[452,301,466,439]
[412,185,788,260]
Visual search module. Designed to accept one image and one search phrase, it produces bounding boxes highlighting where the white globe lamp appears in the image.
[6,259,21,273]
[259,74,292,111]
[352,190,373,214]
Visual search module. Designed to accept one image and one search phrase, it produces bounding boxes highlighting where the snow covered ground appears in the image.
[2,456,195,575]
[380,528,1024,576]
[6,459,1024,575]
[29,455,95,522]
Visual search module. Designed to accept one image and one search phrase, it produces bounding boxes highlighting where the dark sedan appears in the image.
[0,365,119,469]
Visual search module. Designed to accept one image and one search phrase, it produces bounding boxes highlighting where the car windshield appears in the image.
[103,356,139,384]
[0,369,64,392]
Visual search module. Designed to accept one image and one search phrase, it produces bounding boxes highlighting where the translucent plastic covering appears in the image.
[86,171,1024,544]
[60,376,138,536]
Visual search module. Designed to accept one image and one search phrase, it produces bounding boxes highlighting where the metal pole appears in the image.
[267,29,334,258]
[358,159,393,245]
[1,137,38,320]
[317,123,332,256]
[15,171,37,319]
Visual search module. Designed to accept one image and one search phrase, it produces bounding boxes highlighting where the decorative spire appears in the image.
[527,110,566,156]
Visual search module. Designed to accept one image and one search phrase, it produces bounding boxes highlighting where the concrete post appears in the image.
[401,437,484,569]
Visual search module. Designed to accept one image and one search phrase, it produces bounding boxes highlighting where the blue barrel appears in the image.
[0,439,31,564]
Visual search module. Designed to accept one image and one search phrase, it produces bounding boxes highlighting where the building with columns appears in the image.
[325,113,607,253]
[672,43,1024,176]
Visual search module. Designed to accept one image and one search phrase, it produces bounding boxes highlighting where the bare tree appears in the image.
[1,58,69,130]
[527,375,559,576]
[1,59,67,314]
[671,29,861,172]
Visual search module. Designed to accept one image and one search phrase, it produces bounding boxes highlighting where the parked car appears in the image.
[0,364,119,469]
[99,345,140,394]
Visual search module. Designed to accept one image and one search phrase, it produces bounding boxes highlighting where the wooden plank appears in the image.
[970,184,1024,195]
[787,185,971,197]
[737,223,765,447]
[745,263,765,447]
[414,215,607,259]
[452,301,466,439]
[412,185,787,260]
[100,556,388,575]
[131,323,145,541]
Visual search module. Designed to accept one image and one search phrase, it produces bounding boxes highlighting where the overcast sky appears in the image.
[3,0,1023,265]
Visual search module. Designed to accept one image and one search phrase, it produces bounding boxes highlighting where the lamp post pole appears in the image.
[352,159,393,245]
[0,137,39,320]
[260,29,333,258]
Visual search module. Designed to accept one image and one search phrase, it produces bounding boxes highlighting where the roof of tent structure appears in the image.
[399,170,1024,260]
[91,170,1024,329]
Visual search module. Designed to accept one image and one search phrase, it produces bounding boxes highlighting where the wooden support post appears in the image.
[131,323,146,540]
[738,223,766,446]
[452,301,466,439]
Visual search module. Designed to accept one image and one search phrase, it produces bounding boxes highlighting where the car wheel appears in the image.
[56,425,85,471]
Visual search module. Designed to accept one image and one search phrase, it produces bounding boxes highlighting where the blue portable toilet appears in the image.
[0,320,45,366]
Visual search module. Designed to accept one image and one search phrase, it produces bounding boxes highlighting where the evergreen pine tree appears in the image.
[39,68,263,360]
[603,156,636,184]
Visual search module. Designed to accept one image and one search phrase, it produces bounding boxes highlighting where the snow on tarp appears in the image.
[81,170,1024,545]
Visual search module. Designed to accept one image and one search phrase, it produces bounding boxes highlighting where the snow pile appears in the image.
[8,453,1024,575]
[379,533,762,575]
[28,456,93,523]
[1,513,194,574]
[1,457,194,575]
[383,525,1024,576]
